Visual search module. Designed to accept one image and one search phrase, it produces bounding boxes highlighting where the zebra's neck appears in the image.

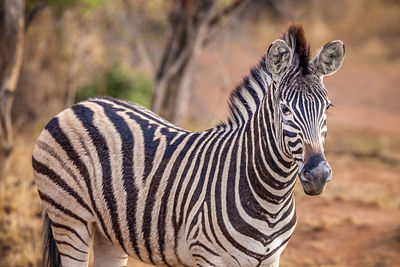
[215,60,298,217]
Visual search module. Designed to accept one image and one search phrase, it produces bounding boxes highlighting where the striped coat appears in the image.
[33,24,345,267]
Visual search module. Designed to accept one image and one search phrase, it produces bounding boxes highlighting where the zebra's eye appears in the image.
[280,104,291,116]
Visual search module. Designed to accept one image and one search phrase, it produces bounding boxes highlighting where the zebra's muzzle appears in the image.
[299,154,332,196]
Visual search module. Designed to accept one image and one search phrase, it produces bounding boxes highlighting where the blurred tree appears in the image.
[132,0,250,125]
[0,0,103,177]
[269,0,312,20]
[0,0,25,176]
[26,0,103,29]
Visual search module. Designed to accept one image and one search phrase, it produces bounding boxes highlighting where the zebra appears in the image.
[32,24,345,267]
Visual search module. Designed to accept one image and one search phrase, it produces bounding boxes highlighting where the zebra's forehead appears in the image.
[279,72,329,102]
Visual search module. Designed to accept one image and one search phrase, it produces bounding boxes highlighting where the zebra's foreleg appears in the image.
[93,228,128,267]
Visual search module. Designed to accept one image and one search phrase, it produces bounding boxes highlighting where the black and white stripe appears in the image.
[33,24,344,267]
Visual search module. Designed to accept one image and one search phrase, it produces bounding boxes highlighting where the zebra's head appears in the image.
[266,25,345,196]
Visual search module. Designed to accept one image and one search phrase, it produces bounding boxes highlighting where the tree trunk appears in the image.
[0,0,25,176]
[151,0,248,126]
[151,0,217,125]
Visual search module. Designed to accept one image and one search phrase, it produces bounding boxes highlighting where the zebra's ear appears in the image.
[266,39,292,81]
[312,40,345,76]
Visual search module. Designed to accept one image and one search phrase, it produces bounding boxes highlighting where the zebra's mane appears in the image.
[219,57,270,128]
[283,24,311,75]
[221,24,310,128]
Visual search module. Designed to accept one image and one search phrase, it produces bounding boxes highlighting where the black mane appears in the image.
[282,24,311,75]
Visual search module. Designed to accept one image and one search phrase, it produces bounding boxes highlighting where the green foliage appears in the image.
[46,0,104,9]
[76,65,153,108]
[75,82,100,102]
[26,0,105,14]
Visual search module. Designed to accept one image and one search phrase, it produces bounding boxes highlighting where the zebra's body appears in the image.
[33,24,345,267]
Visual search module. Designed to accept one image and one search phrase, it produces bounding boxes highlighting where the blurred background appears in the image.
[0,0,399,266]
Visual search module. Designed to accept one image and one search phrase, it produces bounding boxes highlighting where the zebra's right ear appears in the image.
[266,39,292,81]
[312,40,345,76]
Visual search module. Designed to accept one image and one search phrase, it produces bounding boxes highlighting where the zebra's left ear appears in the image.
[266,39,292,81]
[312,40,345,76]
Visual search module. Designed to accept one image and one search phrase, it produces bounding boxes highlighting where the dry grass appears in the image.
[0,134,42,267]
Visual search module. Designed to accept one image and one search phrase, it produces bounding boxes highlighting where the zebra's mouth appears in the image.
[299,177,328,195]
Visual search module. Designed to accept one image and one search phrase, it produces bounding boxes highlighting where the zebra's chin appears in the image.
[299,178,328,196]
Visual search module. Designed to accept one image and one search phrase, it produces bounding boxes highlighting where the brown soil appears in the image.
[282,157,400,267]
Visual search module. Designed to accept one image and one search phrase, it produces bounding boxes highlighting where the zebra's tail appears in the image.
[42,212,61,267]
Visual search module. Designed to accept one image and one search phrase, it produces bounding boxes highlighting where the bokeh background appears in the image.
[0,0,399,266]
